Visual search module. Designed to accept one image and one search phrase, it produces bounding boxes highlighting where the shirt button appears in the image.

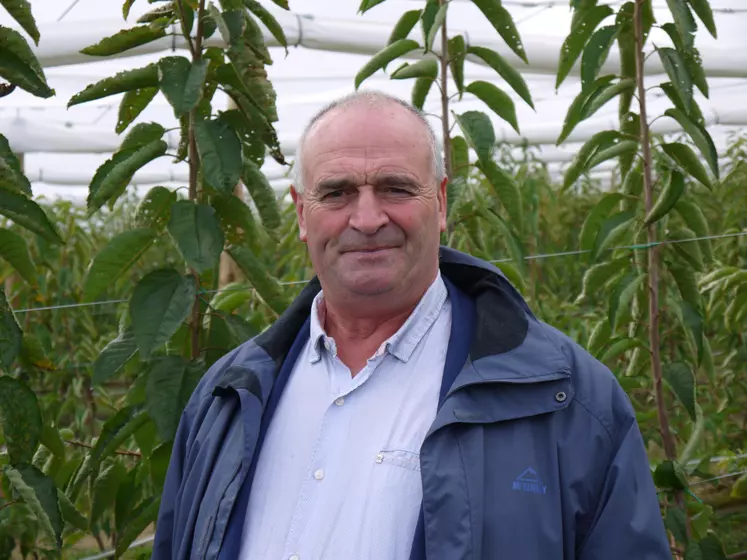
[289,555,300,560]
[334,397,345,406]
[314,469,324,480]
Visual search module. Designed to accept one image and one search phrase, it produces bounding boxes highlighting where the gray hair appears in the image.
[292,90,445,193]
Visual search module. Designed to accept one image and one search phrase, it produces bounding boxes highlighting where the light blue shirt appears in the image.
[239,273,451,560]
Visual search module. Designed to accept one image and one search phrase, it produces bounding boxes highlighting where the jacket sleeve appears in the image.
[577,417,671,559]
[151,407,193,560]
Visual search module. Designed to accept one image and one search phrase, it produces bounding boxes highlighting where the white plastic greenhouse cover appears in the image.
[1,0,746,200]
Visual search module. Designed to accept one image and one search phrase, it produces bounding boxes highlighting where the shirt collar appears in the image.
[308,272,448,364]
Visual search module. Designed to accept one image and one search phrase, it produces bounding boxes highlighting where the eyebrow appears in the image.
[315,174,421,193]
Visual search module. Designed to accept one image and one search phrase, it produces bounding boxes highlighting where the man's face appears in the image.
[291,103,447,303]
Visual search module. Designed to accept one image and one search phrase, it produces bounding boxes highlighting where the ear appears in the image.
[437,177,448,232]
[290,185,308,241]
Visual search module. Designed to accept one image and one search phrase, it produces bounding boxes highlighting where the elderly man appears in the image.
[153,91,670,559]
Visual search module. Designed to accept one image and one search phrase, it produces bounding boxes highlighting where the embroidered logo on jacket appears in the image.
[512,467,547,495]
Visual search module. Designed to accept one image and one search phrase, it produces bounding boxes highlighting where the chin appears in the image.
[341,273,398,297]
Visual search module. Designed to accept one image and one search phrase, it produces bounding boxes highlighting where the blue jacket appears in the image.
[153,247,670,559]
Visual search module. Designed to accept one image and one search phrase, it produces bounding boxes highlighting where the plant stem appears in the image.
[0,500,19,513]
[174,0,196,57]
[439,0,452,181]
[65,439,142,458]
[634,0,676,462]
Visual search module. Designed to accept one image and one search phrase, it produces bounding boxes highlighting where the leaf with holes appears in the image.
[3,465,62,547]
[454,111,495,165]
[228,246,288,315]
[83,228,157,301]
[465,81,519,134]
[80,25,167,56]
[664,361,697,420]
[581,25,618,91]
[355,39,419,89]
[478,159,522,231]
[211,193,259,247]
[391,60,438,80]
[0,0,40,44]
[130,269,196,360]
[557,5,614,88]
[195,118,242,193]
[662,142,712,190]
[93,329,138,386]
[0,376,41,463]
[467,46,534,109]
[0,228,35,285]
[388,9,421,44]
[664,109,718,178]
[116,86,159,133]
[146,356,202,441]
[158,56,208,117]
[0,25,54,97]
[243,160,281,232]
[68,64,158,108]
[134,186,176,231]
[472,0,527,63]
[0,190,62,244]
[168,200,225,273]
[0,133,31,194]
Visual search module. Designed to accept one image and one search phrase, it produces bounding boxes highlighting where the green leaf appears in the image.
[0,376,41,463]
[584,140,638,171]
[388,9,421,45]
[472,0,528,63]
[0,294,20,369]
[664,109,718,178]
[579,193,624,252]
[211,193,259,247]
[674,199,712,262]
[0,0,40,44]
[168,200,225,273]
[575,256,630,304]
[563,130,623,190]
[0,25,54,97]
[465,81,519,135]
[0,133,31,195]
[599,337,643,364]
[130,269,196,360]
[0,189,62,243]
[665,507,689,544]
[425,3,447,52]
[245,0,288,51]
[556,76,615,144]
[136,3,177,24]
[391,59,438,80]
[466,46,534,109]
[662,142,712,190]
[454,111,495,164]
[687,0,716,38]
[146,356,201,441]
[678,299,703,358]
[93,329,138,386]
[115,497,161,558]
[227,245,288,315]
[158,56,208,117]
[556,5,614,88]
[80,25,167,57]
[477,159,522,231]
[411,76,435,110]
[207,5,244,46]
[58,490,88,531]
[116,86,159,134]
[40,425,64,458]
[87,140,168,214]
[666,0,696,47]
[123,0,137,19]
[448,35,466,96]
[90,460,126,527]
[67,64,158,108]
[654,460,688,491]
[670,227,704,272]
[124,123,167,153]
[698,535,727,560]
[242,160,281,231]
[451,135,470,180]
[0,228,35,285]
[663,361,697,420]
[582,78,636,121]
[643,170,685,226]
[669,264,701,310]
[358,0,385,14]
[149,442,172,491]
[593,210,635,260]
[134,186,176,231]
[581,25,618,91]
[420,1,439,46]
[3,464,62,547]
[658,47,692,113]
[354,39,420,89]
[609,272,646,330]
[194,118,242,194]
[587,319,611,357]
[83,228,156,301]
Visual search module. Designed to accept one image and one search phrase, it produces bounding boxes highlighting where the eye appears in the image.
[322,190,345,199]
[385,187,411,195]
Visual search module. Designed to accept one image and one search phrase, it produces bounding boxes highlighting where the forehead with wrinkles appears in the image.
[300,102,434,191]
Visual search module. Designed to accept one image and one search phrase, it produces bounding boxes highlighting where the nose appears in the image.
[349,187,389,234]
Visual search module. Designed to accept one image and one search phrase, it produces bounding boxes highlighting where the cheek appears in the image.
[305,207,347,243]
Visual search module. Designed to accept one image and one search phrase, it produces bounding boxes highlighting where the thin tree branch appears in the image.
[174,0,197,57]
[0,500,20,513]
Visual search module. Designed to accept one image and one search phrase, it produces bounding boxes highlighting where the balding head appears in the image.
[292,90,445,194]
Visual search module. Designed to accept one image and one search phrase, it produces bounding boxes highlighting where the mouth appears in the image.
[344,247,396,254]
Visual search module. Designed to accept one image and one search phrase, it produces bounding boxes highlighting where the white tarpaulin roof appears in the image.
[1,0,746,200]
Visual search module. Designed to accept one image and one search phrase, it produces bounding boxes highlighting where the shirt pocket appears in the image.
[376,449,421,471]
